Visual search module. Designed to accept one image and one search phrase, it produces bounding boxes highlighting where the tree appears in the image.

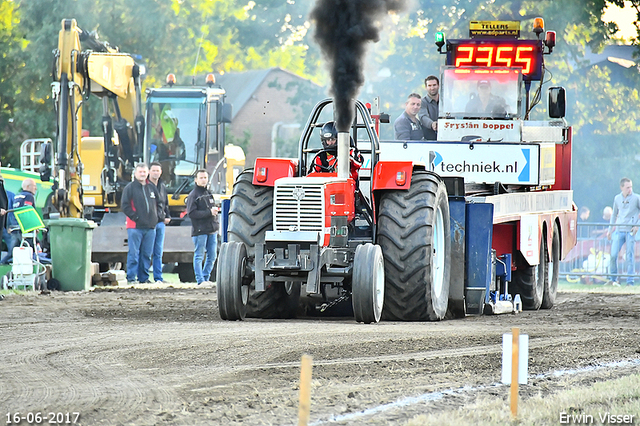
[0,0,51,166]
[352,0,640,210]
[2,0,322,161]
[2,0,639,218]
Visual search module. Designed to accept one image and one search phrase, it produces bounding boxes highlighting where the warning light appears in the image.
[435,31,446,51]
[205,73,216,86]
[166,73,176,87]
[545,31,556,53]
[533,17,545,37]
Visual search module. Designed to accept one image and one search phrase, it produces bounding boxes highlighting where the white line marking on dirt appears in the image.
[308,358,640,425]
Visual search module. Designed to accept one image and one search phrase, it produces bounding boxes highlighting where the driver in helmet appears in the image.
[310,121,363,180]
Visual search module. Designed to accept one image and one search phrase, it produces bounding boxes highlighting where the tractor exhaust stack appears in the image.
[337,131,349,179]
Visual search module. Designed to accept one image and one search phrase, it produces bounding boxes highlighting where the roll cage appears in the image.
[297,98,380,179]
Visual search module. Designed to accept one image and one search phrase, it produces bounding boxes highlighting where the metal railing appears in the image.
[560,222,640,284]
[20,138,50,173]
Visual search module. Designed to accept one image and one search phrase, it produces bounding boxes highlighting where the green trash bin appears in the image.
[46,218,97,291]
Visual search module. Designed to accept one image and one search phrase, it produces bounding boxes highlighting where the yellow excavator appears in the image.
[41,19,244,280]
[43,19,143,217]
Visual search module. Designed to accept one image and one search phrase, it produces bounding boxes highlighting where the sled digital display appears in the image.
[446,40,543,81]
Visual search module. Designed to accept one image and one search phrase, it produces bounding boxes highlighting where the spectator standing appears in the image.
[186,170,219,285]
[394,93,424,140]
[146,162,171,283]
[578,206,591,238]
[579,206,590,222]
[121,163,159,284]
[607,177,640,286]
[0,168,9,255]
[418,75,439,140]
[592,206,614,239]
[0,189,17,264]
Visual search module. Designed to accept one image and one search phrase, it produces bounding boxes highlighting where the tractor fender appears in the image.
[371,161,415,190]
[252,158,299,187]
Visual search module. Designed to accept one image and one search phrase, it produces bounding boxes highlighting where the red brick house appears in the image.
[215,68,323,168]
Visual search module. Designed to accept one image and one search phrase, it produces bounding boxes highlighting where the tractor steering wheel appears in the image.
[309,151,336,174]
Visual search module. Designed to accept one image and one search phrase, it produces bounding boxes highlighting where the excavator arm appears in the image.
[46,18,144,217]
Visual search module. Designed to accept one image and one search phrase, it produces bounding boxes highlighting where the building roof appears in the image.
[582,45,638,69]
[214,69,271,119]
[214,68,312,119]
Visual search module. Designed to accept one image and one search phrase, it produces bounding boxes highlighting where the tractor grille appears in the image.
[274,182,324,232]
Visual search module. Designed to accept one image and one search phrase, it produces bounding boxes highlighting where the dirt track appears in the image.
[1,286,640,425]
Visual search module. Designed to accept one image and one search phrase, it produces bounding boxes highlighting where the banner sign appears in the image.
[438,119,522,142]
[378,141,540,185]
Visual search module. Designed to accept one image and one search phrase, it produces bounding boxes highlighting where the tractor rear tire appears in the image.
[227,170,300,319]
[176,262,196,283]
[541,224,560,309]
[217,242,248,320]
[511,232,547,310]
[352,244,385,324]
[247,282,301,319]
[228,170,274,259]
[378,171,451,321]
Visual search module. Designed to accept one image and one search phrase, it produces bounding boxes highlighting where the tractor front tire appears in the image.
[378,171,451,321]
[217,242,249,320]
[227,170,300,319]
[352,244,385,324]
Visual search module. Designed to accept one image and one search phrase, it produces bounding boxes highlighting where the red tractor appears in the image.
[217,98,451,323]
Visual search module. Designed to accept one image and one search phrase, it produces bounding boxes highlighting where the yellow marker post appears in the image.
[298,354,313,426]
[510,327,520,418]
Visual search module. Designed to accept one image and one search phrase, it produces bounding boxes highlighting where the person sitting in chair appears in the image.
[8,178,37,252]
[310,121,363,181]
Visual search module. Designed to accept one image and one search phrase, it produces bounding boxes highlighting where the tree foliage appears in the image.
[0,0,324,166]
[1,0,639,212]
[357,0,640,211]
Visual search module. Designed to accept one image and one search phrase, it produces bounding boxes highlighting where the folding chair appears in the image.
[1,206,47,290]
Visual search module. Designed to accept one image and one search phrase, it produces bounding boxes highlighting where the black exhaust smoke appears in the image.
[311,0,405,131]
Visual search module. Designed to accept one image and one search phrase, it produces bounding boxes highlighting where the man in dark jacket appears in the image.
[394,93,424,140]
[121,163,159,284]
[0,189,16,264]
[186,169,219,285]
[418,75,439,140]
[147,162,171,283]
[0,167,9,253]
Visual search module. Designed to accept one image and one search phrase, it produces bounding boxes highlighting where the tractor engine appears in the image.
[273,177,356,247]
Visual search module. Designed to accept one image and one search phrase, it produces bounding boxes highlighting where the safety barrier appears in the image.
[560,222,640,284]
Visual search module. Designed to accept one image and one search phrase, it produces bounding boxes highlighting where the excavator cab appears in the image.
[143,75,238,210]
